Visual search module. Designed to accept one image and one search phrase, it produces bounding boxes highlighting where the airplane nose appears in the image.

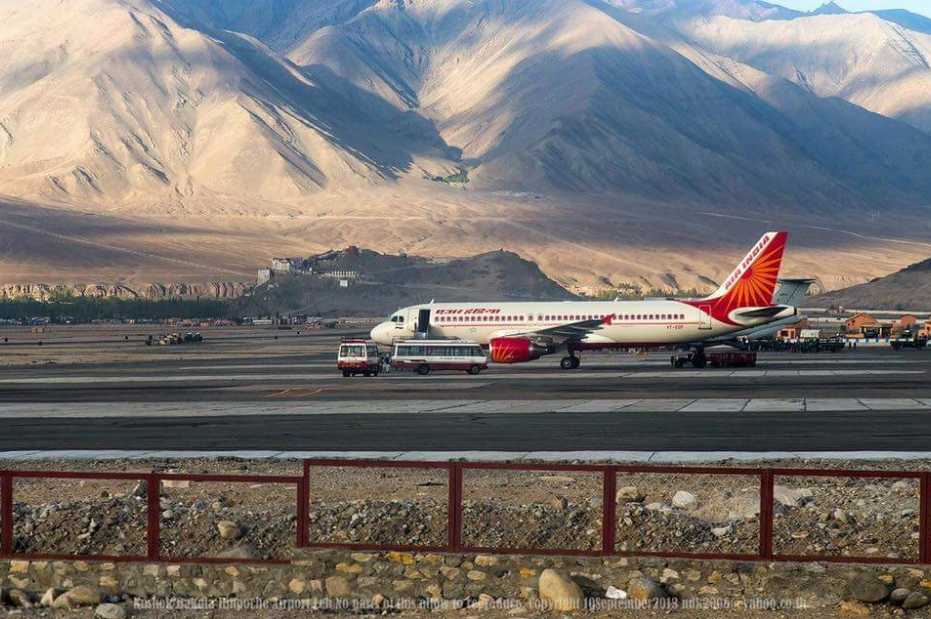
[370,322,390,345]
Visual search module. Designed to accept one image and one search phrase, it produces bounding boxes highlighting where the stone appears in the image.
[605,585,627,599]
[162,479,190,489]
[849,573,890,603]
[904,592,930,610]
[215,544,257,560]
[9,561,29,574]
[839,600,871,616]
[628,576,666,601]
[467,570,487,581]
[53,586,102,609]
[95,603,127,619]
[538,475,576,484]
[890,588,911,605]
[325,576,351,598]
[474,555,499,567]
[371,593,385,607]
[538,569,584,611]
[99,576,118,589]
[672,491,697,510]
[217,520,243,540]
[616,486,644,503]
[8,590,32,609]
[165,565,182,577]
[39,588,57,607]
[288,579,306,595]
[469,593,495,609]
[833,509,849,524]
[711,525,731,538]
[548,495,568,511]
[773,485,813,508]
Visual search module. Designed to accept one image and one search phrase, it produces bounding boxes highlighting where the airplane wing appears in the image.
[506,316,613,342]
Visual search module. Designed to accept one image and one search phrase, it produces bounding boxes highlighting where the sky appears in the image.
[774,1,931,17]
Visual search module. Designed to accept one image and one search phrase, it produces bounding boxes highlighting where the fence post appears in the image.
[448,464,462,552]
[297,466,309,548]
[146,474,161,561]
[921,473,930,565]
[759,469,774,560]
[1,473,12,556]
[602,467,616,555]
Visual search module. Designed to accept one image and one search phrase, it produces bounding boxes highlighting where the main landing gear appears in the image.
[560,353,581,370]
[671,346,706,369]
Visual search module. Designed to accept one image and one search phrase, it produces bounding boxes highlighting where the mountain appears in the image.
[3,0,931,295]
[811,2,847,16]
[0,0,459,207]
[671,7,931,133]
[811,258,931,311]
[234,248,575,317]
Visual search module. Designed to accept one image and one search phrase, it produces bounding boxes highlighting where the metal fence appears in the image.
[0,461,927,565]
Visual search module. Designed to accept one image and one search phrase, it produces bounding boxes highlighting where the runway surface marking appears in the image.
[4,450,931,462]
[176,358,923,371]
[2,397,930,418]
[0,369,922,384]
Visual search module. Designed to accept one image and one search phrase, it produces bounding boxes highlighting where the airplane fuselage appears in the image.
[370,300,794,349]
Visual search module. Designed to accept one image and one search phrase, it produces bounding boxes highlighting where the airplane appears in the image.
[370,231,796,368]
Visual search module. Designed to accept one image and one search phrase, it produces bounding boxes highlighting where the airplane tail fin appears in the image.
[703,231,788,309]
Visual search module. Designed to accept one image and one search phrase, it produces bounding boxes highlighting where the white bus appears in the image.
[391,340,488,375]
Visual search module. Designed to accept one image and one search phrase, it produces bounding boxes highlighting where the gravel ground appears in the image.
[1,457,928,559]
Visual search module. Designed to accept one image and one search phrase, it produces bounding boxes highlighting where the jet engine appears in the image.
[489,337,545,364]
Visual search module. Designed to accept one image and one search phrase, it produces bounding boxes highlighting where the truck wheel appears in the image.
[342,370,351,377]
[468,365,481,375]
[416,364,431,376]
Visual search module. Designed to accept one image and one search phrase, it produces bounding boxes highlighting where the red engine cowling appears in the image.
[489,337,544,364]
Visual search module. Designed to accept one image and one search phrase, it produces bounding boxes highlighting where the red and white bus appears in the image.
[337,339,381,377]
[391,340,488,375]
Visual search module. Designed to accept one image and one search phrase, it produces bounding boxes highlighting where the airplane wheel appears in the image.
[416,364,431,376]
[560,357,575,370]
[571,357,581,369]
[691,354,707,369]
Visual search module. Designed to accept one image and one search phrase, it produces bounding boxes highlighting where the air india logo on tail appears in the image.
[686,231,788,325]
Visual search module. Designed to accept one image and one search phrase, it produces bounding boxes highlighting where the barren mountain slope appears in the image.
[0,0,458,211]
[812,258,931,311]
[677,12,931,133]
[155,0,377,52]
[289,0,931,209]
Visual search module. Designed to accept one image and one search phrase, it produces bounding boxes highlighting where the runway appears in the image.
[2,328,931,453]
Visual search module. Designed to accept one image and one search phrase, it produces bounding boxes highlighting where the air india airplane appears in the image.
[370,231,795,368]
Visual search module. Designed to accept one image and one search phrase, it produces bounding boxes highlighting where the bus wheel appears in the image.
[363,371,371,377]
[416,365,431,376]
[342,370,351,377]
[468,365,481,375]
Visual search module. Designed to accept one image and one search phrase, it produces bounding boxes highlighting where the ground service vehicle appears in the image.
[391,340,488,375]
[337,339,381,377]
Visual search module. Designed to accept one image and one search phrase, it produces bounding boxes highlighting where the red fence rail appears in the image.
[0,461,926,565]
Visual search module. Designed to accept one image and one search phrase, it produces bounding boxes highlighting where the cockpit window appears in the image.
[391,315,405,323]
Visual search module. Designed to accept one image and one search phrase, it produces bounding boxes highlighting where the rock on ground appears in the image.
[538,569,584,611]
